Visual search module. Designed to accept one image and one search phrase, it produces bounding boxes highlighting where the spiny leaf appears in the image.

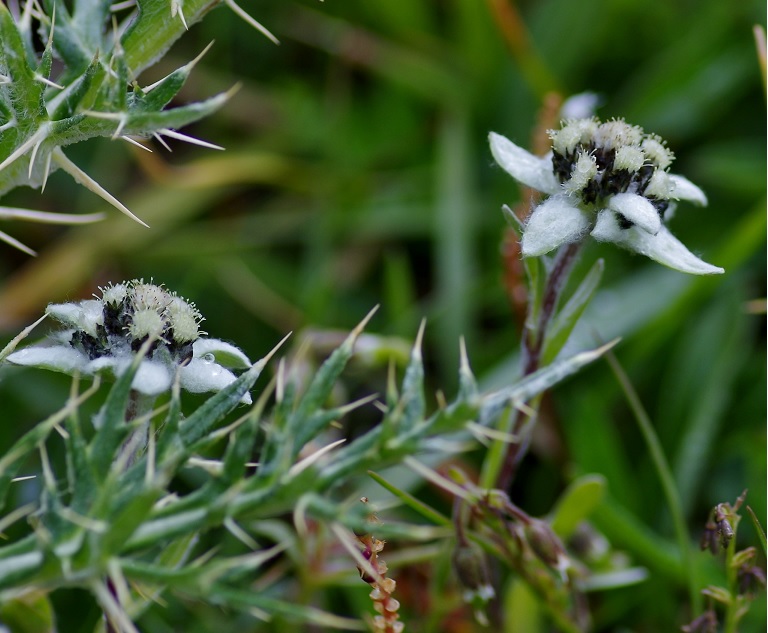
[49,56,106,121]
[0,4,45,123]
[132,42,214,113]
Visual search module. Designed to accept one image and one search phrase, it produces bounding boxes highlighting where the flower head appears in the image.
[6,280,253,403]
[489,118,723,275]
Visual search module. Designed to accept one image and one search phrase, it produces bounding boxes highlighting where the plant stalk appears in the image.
[495,240,583,491]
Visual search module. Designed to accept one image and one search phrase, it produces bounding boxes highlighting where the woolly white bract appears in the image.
[6,280,253,403]
[489,118,723,275]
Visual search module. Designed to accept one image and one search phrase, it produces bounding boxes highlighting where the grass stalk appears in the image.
[604,349,700,613]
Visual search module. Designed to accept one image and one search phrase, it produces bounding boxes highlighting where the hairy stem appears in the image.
[496,240,583,491]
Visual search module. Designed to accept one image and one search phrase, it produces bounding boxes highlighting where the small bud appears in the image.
[100,282,129,306]
[380,577,396,594]
[525,518,567,572]
[715,507,735,549]
[452,541,495,605]
[129,308,165,341]
[737,564,766,597]
[644,169,673,200]
[613,145,645,172]
[700,521,720,555]
[641,134,674,169]
[369,587,383,601]
[680,609,717,633]
[562,151,598,195]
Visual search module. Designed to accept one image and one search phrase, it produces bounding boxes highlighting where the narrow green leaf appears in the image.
[64,408,97,514]
[71,0,110,61]
[398,322,426,431]
[156,532,198,569]
[746,506,767,555]
[541,258,604,365]
[210,586,365,630]
[179,361,269,447]
[368,470,451,527]
[99,488,163,557]
[480,339,619,424]
[44,1,93,75]
[0,547,44,589]
[288,308,377,442]
[88,367,139,479]
[131,44,213,113]
[221,412,260,484]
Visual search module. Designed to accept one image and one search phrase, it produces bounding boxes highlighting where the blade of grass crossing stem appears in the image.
[368,470,451,527]
[434,109,473,388]
[746,506,767,555]
[671,288,747,518]
[604,348,699,611]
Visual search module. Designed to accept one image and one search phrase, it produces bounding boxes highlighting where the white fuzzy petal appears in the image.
[46,303,86,329]
[521,196,592,256]
[131,360,173,395]
[180,358,252,404]
[80,300,105,337]
[559,92,602,120]
[86,356,123,378]
[6,345,88,373]
[85,357,172,395]
[607,193,661,235]
[489,132,560,195]
[193,338,251,368]
[591,210,723,275]
[669,174,708,206]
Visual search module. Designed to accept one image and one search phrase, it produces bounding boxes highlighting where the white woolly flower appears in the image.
[489,118,723,275]
[6,280,253,403]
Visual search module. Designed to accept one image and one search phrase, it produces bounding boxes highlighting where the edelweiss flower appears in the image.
[489,118,723,275]
[6,280,253,403]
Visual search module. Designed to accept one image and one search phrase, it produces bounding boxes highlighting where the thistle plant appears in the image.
[0,0,273,254]
[0,284,612,630]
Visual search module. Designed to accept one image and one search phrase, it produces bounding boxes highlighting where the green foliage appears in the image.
[0,0,231,239]
[0,0,764,632]
[0,309,610,629]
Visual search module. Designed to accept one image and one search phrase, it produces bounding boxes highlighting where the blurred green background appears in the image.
[0,0,764,631]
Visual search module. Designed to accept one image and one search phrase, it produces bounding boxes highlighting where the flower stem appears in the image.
[495,240,583,491]
[722,508,744,633]
[121,390,156,467]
